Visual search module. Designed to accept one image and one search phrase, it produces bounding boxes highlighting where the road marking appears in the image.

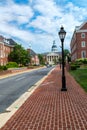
[15,77,25,81]
[0,67,55,128]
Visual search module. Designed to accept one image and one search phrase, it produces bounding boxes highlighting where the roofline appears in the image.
[75,21,87,31]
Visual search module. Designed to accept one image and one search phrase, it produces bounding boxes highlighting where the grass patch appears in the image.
[70,68,87,92]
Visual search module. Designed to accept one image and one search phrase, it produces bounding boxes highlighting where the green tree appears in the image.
[64,49,71,62]
[64,49,70,58]
[9,44,30,66]
[38,54,45,65]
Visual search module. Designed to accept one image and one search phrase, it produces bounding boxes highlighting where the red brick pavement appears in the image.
[0,66,87,130]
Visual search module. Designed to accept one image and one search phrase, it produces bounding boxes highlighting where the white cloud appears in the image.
[11,4,33,23]
[0,0,35,47]
[0,1,34,24]
[30,16,58,34]
[29,1,87,52]
[0,21,34,43]
[31,33,55,53]
[34,0,62,18]
[0,0,87,53]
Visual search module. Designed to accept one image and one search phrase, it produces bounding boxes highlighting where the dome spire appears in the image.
[51,40,58,52]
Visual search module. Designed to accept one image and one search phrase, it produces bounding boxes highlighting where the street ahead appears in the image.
[0,66,54,113]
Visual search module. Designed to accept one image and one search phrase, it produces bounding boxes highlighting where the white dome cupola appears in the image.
[51,40,58,52]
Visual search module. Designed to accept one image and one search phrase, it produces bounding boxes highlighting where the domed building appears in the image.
[46,41,60,65]
[51,40,58,52]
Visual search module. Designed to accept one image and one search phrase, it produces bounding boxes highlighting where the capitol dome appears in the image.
[51,40,58,52]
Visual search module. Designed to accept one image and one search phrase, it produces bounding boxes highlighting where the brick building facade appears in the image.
[0,35,40,66]
[0,35,39,66]
[0,36,15,66]
[70,22,87,61]
[27,49,39,65]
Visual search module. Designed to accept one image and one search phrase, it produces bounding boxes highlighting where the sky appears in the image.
[0,0,87,53]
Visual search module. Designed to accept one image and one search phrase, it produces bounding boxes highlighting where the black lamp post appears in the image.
[58,26,67,91]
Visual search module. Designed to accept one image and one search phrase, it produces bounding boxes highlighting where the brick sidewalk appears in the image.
[0,66,87,130]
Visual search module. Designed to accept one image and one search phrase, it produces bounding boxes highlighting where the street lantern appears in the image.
[58,26,67,91]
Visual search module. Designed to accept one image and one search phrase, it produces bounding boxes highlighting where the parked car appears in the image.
[46,64,52,68]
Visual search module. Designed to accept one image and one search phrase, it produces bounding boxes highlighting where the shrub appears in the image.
[0,65,8,71]
[70,65,77,70]
[2,66,8,70]
[76,58,87,64]
[6,62,18,68]
[70,62,80,70]
[83,59,87,64]
[75,64,80,68]
[0,66,3,71]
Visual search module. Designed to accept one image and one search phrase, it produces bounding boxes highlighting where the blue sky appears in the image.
[0,0,87,53]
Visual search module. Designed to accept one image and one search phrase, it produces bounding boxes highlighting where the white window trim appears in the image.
[81,41,86,47]
[81,33,85,38]
[81,51,86,58]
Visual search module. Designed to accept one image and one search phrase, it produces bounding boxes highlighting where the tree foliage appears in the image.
[64,49,70,58]
[8,44,31,66]
[64,49,71,62]
[38,54,45,65]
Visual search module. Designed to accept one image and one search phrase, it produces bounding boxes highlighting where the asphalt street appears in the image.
[0,66,54,113]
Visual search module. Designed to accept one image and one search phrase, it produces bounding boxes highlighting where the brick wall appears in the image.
[70,22,87,61]
[0,36,14,66]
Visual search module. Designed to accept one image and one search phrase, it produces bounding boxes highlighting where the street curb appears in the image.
[0,66,46,79]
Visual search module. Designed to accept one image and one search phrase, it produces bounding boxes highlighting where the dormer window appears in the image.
[81,33,85,38]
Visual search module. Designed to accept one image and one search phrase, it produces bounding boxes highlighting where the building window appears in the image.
[81,41,86,47]
[81,33,85,38]
[81,51,86,58]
